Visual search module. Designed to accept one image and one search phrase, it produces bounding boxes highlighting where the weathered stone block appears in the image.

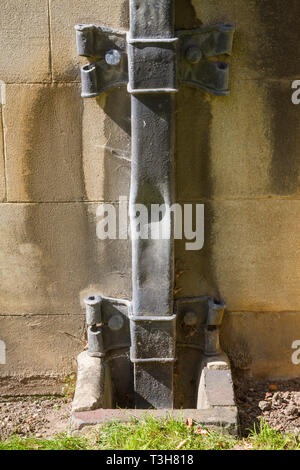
[221,311,300,379]
[50,0,128,82]
[0,376,65,396]
[0,111,6,202]
[0,314,84,378]
[4,84,131,203]
[0,0,50,83]
[191,0,300,80]
[3,84,85,202]
[0,203,131,316]
[176,80,300,200]
[175,200,300,312]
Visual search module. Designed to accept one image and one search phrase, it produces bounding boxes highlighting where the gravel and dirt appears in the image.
[234,375,300,436]
[0,397,71,440]
[0,377,299,439]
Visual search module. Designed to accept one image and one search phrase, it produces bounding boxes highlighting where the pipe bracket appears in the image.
[75,23,235,98]
[177,24,235,96]
[175,296,226,356]
[84,295,131,357]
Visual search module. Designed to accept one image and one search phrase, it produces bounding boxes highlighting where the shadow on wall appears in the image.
[174,1,220,301]
[255,0,300,195]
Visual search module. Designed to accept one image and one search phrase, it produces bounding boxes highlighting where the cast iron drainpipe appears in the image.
[128,0,177,409]
[75,0,234,410]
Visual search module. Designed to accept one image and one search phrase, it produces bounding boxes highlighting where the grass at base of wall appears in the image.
[0,418,299,451]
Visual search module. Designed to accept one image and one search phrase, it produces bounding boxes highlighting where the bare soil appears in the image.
[0,377,299,439]
[234,375,300,436]
[0,397,71,440]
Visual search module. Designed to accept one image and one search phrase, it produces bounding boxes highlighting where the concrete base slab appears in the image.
[71,407,238,435]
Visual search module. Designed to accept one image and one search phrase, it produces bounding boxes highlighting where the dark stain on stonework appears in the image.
[255,0,300,195]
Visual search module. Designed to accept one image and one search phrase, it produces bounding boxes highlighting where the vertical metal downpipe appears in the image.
[128,0,177,408]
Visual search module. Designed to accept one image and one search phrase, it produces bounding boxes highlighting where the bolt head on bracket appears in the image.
[105,49,122,66]
[185,46,202,64]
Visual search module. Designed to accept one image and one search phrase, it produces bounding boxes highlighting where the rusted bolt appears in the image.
[183,311,198,326]
[105,49,122,65]
[108,314,124,331]
[185,46,202,64]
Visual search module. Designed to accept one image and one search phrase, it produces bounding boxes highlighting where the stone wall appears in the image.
[176,0,300,379]
[0,0,299,394]
[0,0,131,395]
